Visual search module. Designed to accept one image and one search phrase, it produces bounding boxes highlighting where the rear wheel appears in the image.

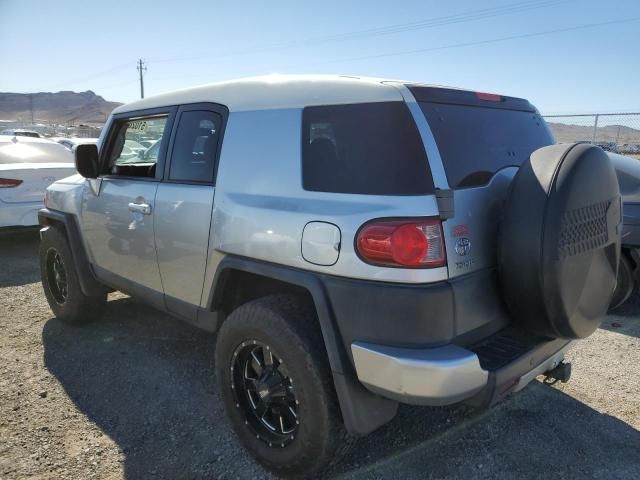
[214,294,348,476]
[610,253,635,310]
[40,226,107,324]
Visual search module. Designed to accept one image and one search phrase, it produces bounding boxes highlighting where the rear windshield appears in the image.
[418,101,553,188]
[0,140,74,164]
[302,102,434,195]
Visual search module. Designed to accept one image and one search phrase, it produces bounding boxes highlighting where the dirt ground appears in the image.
[0,229,639,480]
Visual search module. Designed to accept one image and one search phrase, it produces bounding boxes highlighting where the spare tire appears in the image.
[499,143,621,339]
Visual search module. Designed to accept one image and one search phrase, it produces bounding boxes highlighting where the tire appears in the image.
[499,143,621,339]
[39,226,107,324]
[214,294,349,477]
[610,253,634,310]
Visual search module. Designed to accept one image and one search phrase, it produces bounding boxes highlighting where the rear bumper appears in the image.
[0,201,43,227]
[351,335,571,406]
[351,342,488,405]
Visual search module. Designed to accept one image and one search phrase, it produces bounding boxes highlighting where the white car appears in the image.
[0,129,42,138]
[0,135,75,228]
[54,137,99,151]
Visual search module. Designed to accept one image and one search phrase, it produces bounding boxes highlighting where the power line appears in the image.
[322,16,640,64]
[150,0,571,64]
[30,0,569,92]
[44,63,131,91]
[147,15,638,87]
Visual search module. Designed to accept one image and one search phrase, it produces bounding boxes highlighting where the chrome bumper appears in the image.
[351,342,488,405]
[351,341,571,405]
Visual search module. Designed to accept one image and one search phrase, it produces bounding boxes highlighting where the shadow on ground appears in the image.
[41,295,471,479]
[43,295,640,479]
[0,228,40,287]
[345,383,640,479]
[604,294,640,338]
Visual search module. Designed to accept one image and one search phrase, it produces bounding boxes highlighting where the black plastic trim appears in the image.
[466,336,570,408]
[37,208,108,297]
[435,188,455,219]
[207,255,398,436]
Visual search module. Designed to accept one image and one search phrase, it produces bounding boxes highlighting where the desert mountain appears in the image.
[547,122,640,144]
[0,91,122,125]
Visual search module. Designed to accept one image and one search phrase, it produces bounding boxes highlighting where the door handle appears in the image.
[128,202,152,215]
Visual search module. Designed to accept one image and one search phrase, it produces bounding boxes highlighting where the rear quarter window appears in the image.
[302,102,434,195]
[418,102,553,188]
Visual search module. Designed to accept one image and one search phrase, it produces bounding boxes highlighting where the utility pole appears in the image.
[29,94,34,124]
[137,59,147,99]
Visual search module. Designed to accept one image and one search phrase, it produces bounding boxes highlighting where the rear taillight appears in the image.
[356,219,446,268]
[0,178,23,188]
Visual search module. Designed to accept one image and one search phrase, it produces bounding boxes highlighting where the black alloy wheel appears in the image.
[46,248,68,304]
[230,340,299,447]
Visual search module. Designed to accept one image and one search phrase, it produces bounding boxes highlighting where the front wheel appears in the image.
[214,295,349,476]
[39,226,107,324]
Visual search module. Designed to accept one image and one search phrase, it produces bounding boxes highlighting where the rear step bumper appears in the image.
[351,333,571,406]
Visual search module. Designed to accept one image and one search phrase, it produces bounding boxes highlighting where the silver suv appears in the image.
[38,75,621,476]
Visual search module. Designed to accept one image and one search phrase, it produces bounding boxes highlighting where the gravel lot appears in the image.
[1,229,639,479]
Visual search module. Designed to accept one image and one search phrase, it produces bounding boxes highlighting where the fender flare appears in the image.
[38,208,107,297]
[207,255,398,436]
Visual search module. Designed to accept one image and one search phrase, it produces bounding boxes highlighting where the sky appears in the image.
[1,0,639,115]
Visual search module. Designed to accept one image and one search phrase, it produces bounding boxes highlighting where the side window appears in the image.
[301,102,434,195]
[106,115,169,178]
[168,110,222,183]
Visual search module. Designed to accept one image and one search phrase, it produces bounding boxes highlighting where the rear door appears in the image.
[410,87,554,278]
[155,103,227,320]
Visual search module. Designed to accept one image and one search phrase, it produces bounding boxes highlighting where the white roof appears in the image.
[113,74,408,114]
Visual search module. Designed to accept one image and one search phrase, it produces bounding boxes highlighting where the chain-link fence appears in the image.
[0,120,102,138]
[543,113,640,158]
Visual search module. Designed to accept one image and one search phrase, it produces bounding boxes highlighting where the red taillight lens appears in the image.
[356,219,446,268]
[0,178,23,188]
[476,92,502,102]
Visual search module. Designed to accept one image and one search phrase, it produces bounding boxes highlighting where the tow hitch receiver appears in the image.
[543,361,572,385]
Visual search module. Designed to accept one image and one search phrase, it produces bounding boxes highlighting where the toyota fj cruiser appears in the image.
[38,75,621,476]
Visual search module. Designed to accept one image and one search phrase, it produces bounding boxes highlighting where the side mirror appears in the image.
[75,144,100,179]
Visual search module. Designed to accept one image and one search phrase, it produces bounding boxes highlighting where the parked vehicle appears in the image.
[609,152,640,308]
[0,129,42,138]
[619,143,640,154]
[54,137,99,151]
[596,142,619,153]
[0,135,74,228]
[37,75,621,476]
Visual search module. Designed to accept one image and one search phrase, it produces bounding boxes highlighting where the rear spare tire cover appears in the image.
[499,143,621,339]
